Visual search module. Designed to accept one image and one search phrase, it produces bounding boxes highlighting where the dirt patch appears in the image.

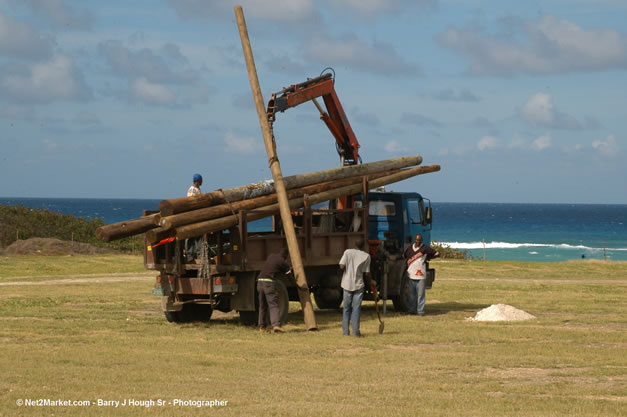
[0,237,117,256]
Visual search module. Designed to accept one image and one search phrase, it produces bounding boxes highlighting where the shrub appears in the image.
[431,241,471,260]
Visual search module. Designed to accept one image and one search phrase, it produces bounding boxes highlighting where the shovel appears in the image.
[371,282,384,334]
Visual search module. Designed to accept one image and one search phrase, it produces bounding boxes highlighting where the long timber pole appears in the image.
[158,155,422,216]
[174,165,441,240]
[235,5,317,330]
[158,169,401,230]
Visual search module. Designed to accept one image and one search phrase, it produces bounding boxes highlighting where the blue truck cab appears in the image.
[360,190,433,252]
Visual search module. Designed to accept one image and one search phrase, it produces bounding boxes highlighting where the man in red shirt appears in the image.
[403,234,439,315]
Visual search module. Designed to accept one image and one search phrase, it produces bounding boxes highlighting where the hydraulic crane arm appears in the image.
[266,72,361,166]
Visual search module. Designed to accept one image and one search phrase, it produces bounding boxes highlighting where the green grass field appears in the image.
[1,256,625,416]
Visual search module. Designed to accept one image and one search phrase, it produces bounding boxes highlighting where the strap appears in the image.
[217,188,239,224]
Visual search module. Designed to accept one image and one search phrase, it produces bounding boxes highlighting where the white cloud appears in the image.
[353,108,380,127]
[223,131,263,154]
[99,40,194,84]
[532,134,552,151]
[521,93,554,126]
[169,0,436,21]
[438,15,627,75]
[400,112,441,127]
[429,88,480,102]
[263,53,306,75]
[508,135,526,149]
[0,103,35,120]
[592,134,619,157]
[72,112,101,126]
[384,140,408,153]
[98,40,213,107]
[520,92,581,129]
[168,0,315,22]
[1,55,91,103]
[23,0,94,30]
[477,136,500,151]
[130,78,175,106]
[0,12,53,60]
[43,139,58,150]
[326,0,436,16]
[305,33,420,76]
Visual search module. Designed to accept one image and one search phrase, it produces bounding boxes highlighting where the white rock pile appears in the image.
[466,304,536,322]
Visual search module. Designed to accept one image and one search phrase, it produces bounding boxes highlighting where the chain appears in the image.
[197,238,210,279]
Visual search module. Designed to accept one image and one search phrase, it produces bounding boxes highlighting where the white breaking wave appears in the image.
[439,241,627,251]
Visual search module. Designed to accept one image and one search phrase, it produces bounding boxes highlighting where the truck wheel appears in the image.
[164,311,181,323]
[392,272,410,313]
[314,288,342,309]
[239,281,289,326]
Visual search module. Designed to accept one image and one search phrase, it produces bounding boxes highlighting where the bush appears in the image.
[432,241,472,260]
[0,204,143,252]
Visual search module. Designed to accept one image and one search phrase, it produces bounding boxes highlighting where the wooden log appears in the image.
[175,164,440,240]
[145,226,173,244]
[158,154,422,216]
[235,5,317,330]
[95,214,158,242]
[158,169,401,230]
[100,163,408,243]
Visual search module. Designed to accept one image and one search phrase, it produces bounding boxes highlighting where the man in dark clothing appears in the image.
[403,233,439,315]
[257,248,291,333]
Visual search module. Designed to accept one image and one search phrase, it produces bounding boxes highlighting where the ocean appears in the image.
[2,197,626,262]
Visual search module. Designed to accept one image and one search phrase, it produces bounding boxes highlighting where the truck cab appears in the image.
[357,190,433,253]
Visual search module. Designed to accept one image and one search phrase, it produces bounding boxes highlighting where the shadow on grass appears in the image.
[421,302,491,316]
[170,301,491,331]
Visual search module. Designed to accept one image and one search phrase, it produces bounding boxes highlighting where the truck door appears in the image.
[407,198,432,246]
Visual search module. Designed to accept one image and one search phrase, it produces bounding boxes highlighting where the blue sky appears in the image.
[1,0,625,203]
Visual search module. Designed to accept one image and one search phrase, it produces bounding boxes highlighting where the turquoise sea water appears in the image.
[432,203,627,262]
[2,198,626,262]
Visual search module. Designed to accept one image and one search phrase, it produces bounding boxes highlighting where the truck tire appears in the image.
[313,288,342,309]
[239,281,289,326]
[164,311,180,323]
[392,272,410,313]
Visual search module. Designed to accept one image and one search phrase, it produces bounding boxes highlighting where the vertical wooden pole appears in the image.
[234,6,317,330]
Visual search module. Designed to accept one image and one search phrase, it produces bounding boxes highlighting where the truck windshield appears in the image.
[369,201,396,217]
[408,199,423,224]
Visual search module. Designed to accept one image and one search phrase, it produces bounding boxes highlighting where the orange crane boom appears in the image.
[266,71,361,166]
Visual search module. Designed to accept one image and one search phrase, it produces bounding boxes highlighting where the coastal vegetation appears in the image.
[0,204,143,252]
[0,258,624,416]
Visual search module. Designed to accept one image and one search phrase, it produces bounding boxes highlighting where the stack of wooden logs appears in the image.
[96,154,440,244]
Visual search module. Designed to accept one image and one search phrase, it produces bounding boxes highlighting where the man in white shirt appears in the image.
[185,173,203,261]
[187,173,202,197]
[339,237,371,336]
